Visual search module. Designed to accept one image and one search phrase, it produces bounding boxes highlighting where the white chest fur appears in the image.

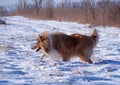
[48,48,62,61]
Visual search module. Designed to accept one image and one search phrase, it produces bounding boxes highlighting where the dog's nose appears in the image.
[31,46,35,50]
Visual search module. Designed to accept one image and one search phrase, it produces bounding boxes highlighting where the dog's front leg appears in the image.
[39,53,45,61]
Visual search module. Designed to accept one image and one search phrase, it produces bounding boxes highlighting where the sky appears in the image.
[0,0,19,6]
[0,0,36,6]
[0,0,119,6]
[0,0,80,6]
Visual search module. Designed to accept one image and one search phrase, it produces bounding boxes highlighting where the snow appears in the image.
[0,16,120,85]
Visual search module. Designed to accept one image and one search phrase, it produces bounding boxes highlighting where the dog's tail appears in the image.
[90,29,99,47]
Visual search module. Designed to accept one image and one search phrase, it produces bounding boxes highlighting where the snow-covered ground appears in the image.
[0,16,120,85]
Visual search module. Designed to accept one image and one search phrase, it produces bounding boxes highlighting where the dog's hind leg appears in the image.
[79,51,93,64]
[62,56,70,62]
[84,52,93,64]
[86,59,93,64]
[86,51,93,64]
[62,51,70,62]
[79,55,93,64]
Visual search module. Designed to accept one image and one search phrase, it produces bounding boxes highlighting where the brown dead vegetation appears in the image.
[1,0,120,27]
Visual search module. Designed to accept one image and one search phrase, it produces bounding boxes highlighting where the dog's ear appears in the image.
[38,34,46,42]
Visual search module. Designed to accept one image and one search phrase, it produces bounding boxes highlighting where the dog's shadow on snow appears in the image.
[95,60,120,65]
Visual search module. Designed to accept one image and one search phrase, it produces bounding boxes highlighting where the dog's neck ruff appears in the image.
[47,33,62,60]
[47,33,53,48]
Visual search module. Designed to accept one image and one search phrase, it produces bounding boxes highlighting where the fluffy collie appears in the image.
[32,29,98,64]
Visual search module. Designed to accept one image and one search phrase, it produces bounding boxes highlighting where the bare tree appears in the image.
[91,0,96,21]
[81,0,91,22]
[62,0,71,8]
[97,0,110,24]
[18,0,27,10]
[72,2,80,8]
[32,0,43,16]
[0,6,7,16]
[46,0,54,19]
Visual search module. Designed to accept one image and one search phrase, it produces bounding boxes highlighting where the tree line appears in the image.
[0,0,120,27]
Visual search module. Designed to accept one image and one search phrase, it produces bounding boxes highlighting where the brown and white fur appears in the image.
[32,29,98,64]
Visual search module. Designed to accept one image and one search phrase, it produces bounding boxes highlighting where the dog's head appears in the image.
[32,32,50,53]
